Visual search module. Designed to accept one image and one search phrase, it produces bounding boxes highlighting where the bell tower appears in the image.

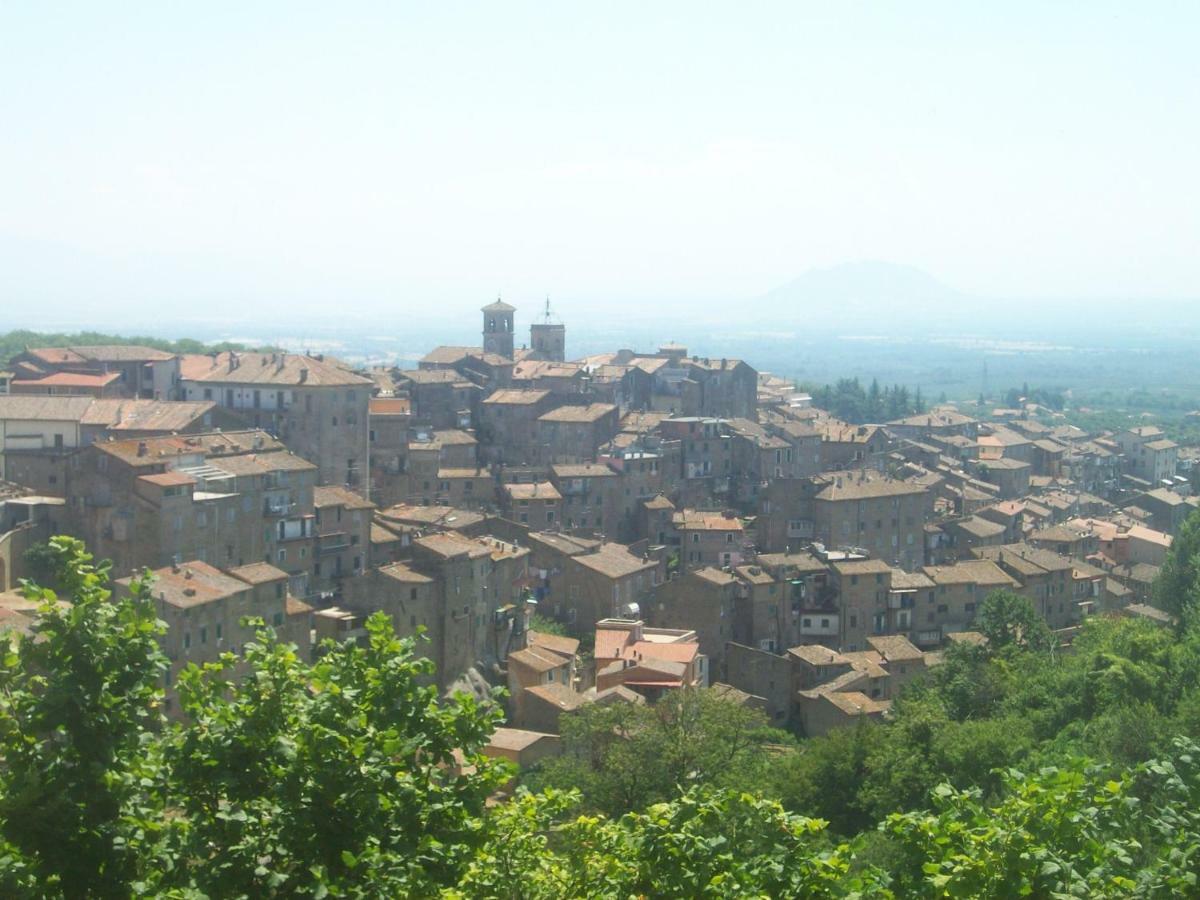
[481,296,515,359]
[529,297,566,362]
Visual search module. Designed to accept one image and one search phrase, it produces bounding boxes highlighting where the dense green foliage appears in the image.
[525,688,788,816]
[5,528,1200,895]
[810,376,926,423]
[0,328,262,364]
[0,537,510,897]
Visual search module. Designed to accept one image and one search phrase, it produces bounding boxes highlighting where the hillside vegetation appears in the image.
[2,520,1200,896]
[0,329,260,364]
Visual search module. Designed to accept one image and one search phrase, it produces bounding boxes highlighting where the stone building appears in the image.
[180,351,372,495]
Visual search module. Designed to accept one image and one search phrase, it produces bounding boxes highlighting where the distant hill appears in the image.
[751,261,972,332]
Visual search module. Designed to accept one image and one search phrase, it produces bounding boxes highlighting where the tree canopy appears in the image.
[5,531,1200,896]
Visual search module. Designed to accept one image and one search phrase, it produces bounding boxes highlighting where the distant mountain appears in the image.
[751,261,972,332]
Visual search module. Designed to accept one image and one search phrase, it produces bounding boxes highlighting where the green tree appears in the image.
[450,787,876,899]
[20,540,60,590]
[167,613,511,897]
[527,613,568,637]
[528,688,786,816]
[1154,506,1200,627]
[0,537,169,897]
[977,588,1054,653]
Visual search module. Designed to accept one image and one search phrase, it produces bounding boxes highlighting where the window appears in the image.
[273,612,283,627]
[277,549,287,563]
[332,416,338,426]
[183,631,191,650]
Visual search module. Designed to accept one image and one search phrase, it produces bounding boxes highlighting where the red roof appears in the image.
[13,371,120,388]
[138,471,198,487]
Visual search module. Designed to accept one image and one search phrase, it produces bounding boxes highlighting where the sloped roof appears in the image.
[180,352,370,387]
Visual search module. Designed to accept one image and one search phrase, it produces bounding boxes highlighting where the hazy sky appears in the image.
[2,2,1197,323]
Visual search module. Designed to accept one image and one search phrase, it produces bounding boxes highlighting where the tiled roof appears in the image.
[227,562,289,584]
[483,389,551,405]
[313,485,375,510]
[814,470,926,501]
[788,644,848,666]
[0,396,94,420]
[573,544,657,579]
[921,559,1017,587]
[180,352,370,387]
[672,510,744,531]
[504,481,561,501]
[119,561,248,609]
[14,371,120,388]
[552,463,616,478]
[369,398,411,415]
[538,403,617,423]
[414,532,491,560]
[138,471,197,488]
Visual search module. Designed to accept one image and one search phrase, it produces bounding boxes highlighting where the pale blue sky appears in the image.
[1,2,1196,324]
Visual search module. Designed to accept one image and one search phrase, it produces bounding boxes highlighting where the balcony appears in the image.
[319,534,351,555]
[263,499,296,516]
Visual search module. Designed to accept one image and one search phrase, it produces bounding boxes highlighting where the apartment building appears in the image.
[68,431,319,596]
[180,351,372,494]
[536,403,619,464]
[479,389,555,464]
[974,543,1080,631]
[811,470,928,571]
[651,566,739,675]
[673,509,745,570]
[594,618,706,699]
[501,481,561,529]
[538,540,661,632]
[0,396,226,496]
[116,559,308,715]
[918,559,1019,646]
[1117,426,1179,486]
[550,463,621,537]
[312,485,373,589]
[10,345,182,400]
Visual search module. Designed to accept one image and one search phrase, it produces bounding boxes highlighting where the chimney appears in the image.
[137,441,148,457]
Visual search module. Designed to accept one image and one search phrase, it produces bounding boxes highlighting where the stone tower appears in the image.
[481,297,515,359]
[529,297,566,362]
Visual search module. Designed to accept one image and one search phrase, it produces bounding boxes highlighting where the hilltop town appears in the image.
[0,299,1195,755]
